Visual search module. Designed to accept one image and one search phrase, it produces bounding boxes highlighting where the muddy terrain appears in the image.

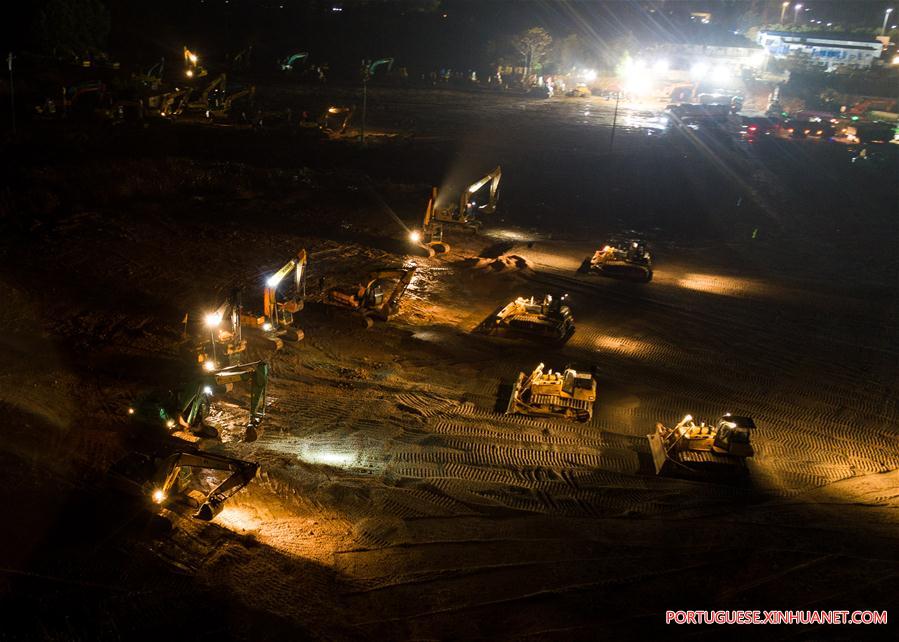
[1,86,897,640]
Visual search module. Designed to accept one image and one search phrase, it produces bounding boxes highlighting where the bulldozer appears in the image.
[110,449,257,522]
[130,361,269,443]
[432,166,502,229]
[408,187,450,256]
[578,239,653,283]
[648,414,756,477]
[506,362,596,422]
[327,266,416,327]
[476,294,574,344]
[242,250,307,346]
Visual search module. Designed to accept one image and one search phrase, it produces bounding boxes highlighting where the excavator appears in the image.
[110,449,258,522]
[578,239,653,283]
[507,362,596,422]
[648,413,756,477]
[184,73,227,113]
[408,187,450,256]
[432,166,502,229]
[319,105,354,134]
[188,289,246,371]
[280,52,309,71]
[476,294,575,344]
[327,266,416,327]
[207,84,256,121]
[183,46,207,79]
[130,361,269,442]
[242,250,307,344]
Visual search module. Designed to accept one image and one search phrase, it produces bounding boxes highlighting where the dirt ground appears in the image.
[1,85,897,640]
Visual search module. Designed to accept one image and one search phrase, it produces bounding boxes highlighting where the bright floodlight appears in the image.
[186,69,194,78]
[127,407,135,415]
[711,65,731,83]
[152,489,166,504]
[203,360,217,371]
[409,230,422,243]
[266,274,282,288]
[262,322,273,332]
[584,69,597,81]
[653,59,669,74]
[188,53,198,64]
[165,419,176,429]
[204,311,223,328]
[203,386,213,396]
[690,62,709,79]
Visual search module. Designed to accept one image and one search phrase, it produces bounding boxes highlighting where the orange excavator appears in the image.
[327,266,416,327]
[408,187,450,256]
[243,250,307,344]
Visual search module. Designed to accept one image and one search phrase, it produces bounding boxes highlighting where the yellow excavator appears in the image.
[408,187,450,256]
[476,294,575,344]
[130,361,269,442]
[207,84,256,121]
[187,288,247,371]
[110,449,257,522]
[648,414,756,477]
[184,72,227,113]
[183,46,207,79]
[327,266,416,327]
[507,362,596,422]
[433,166,502,229]
[243,250,307,344]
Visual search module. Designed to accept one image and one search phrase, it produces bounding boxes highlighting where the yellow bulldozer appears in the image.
[506,362,596,422]
[648,413,756,477]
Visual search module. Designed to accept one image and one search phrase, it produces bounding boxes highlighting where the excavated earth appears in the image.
[1,85,898,640]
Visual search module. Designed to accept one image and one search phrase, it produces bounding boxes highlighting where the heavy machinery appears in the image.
[578,239,653,283]
[648,413,756,477]
[327,266,416,326]
[433,166,502,228]
[110,450,257,522]
[184,73,227,113]
[280,52,309,71]
[408,187,450,256]
[130,361,269,442]
[242,250,307,343]
[319,105,354,134]
[188,289,246,371]
[207,84,256,121]
[506,362,596,422]
[476,294,574,344]
[183,46,207,79]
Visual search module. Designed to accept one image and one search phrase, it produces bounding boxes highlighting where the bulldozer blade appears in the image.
[506,373,525,415]
[647,433,671,475]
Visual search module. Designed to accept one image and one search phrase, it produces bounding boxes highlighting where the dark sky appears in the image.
[5,1,896,74]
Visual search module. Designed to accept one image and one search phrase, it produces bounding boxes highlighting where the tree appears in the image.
[511,27,552,79]
[32,0,110,60]
[551,33,589,75]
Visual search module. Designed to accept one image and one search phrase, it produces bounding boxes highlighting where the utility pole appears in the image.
[7,52,15,135]
[361,60,369,144]
[610,90,621,149]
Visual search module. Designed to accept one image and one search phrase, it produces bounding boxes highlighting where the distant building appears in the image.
[757,31,885,70]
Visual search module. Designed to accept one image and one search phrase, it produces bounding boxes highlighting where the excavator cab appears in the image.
[712,415,756,457]
[365,283,385,308]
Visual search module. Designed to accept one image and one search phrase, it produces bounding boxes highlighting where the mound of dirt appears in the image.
[461,254,531,272]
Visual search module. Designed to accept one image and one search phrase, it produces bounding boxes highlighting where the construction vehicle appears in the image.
[506,362,596,422]
[130,361,269,442]
[566,84,592,98]
[319,105,354,134]
[648,414,756,477]
[408,187,450,256]
[110,450,257,522]
[184,73,227,113]
[476,294,574,344]
[207,84,256,121]
[280,52,309,71]
[188,289,246,371]
[578,239,653,283]
[183,46,207,79]
[242,250,307,344]
[432,166,502,229]
[327,266,416,326]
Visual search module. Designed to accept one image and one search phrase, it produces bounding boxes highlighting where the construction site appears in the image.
[2,3,899,640]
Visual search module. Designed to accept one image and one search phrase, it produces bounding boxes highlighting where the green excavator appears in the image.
[130,361,269,442]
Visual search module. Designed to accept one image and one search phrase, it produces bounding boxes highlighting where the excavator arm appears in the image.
[281,52,309,71]
[152,451,258,520]
[263,250,307,329]
[364,267,416,320]
[458,166,502,219]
